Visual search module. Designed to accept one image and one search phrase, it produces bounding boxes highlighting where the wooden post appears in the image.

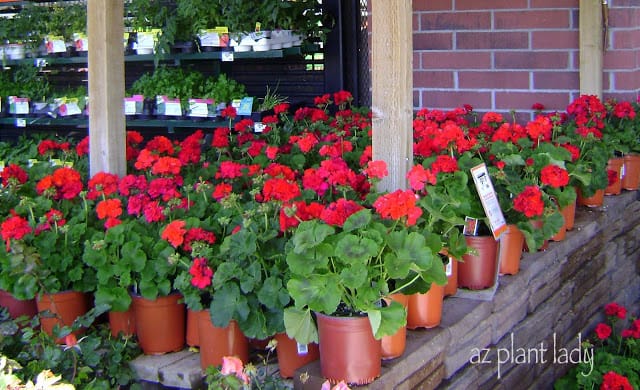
[579,0,603,98]
[371,0,413,192]
[87,0,126,177]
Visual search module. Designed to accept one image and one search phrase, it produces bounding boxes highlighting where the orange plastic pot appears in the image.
[132,293,185,355]
[316,312,381,385]
[108,308,136,337]
[622,154,640,190]
[381,293,409,359]
[498,224,524,275]
[36,291,91,341]
[0,289,37,320]
[198,311,248,369]
[406,284,444,329]
[561,200,576,231]
[577,188,604,208]
[275,333,319,378]
[605,157,624,195]
[186,309,200,347]
[458,235,498,290]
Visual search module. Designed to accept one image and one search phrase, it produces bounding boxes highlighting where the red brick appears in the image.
[455,0,528,10]
[604,92,640,103]
[608,8,640,28]
[532,31,578,49]
[457,32,528,50]
[458,71,529,89]
[495,92,573,112]
[495,10,571,29]
[414,52,421,69]
[612,30,640,50]
[420,90,492,111]
[613,71,640,90]
[495,51,569,69]
[414,32,453,50]
[421,52,492,69]
[531,0,577,8]
[419,12,491,31]
[414,71,455,88]
[533,71,579,90]
[610,0,640,6]
[603,50,638,70]
[413,0,452,11]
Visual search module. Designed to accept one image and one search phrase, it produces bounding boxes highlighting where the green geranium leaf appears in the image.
[211,282,244,327]
[291,220,334,253]
[287,275,341,314]
[342,209,371,232]
[340,263,368,289]
[283,307,318,345]
[369,301,406,339]
[335,235,377,265]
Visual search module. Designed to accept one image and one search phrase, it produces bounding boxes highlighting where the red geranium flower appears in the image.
[604,302,627,319]
[1,164,28,186]
[363,160,388,180]
[373,189,422,226]
[320,198,364,227]
[595,323,612,340]
[161,220,187,248]
[540,165,570,188]
[407,165,437,192]
[1,215,32,249]
[96,198,123,220]
[600,371,632,390]
[189,257,214,289]
[513,185,544,218]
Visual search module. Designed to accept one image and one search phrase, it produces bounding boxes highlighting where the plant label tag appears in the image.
[15,118,26,127]
[188,99,210,117]
[0,161,4,173]
[237,97,253,116]
[60,101,82,116]
[445,259,453,277]
[221,51,234,62]
[296,343,308,356]
[254,122,266,133]
[50,159,62,167]
[46,36,66,53]
[470,163,507,239]
[124,95,143,115]
[463,216,479,236]
[165,100,182,116]
[27,159,38,168]
[9,97,29,115]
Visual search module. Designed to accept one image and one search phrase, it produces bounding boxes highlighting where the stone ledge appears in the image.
[131,190,640,389]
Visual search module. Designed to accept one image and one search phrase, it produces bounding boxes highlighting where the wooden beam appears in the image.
[371,0,413,192]
[579,0,604,98]
[87,0,126,177]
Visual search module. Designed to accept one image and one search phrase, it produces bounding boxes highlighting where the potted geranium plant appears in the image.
[282,160,446,384]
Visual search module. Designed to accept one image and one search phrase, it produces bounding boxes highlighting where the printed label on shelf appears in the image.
[15,118,26,128]
[164,100,182,116]
[188,100,209,117]
[221,51,234,62]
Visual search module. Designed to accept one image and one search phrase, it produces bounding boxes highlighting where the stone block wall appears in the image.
[411,0,640,117]
[305,190,640,389]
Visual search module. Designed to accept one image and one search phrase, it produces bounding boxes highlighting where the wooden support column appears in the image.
[87,0,126,176]
[579,0,604,98]
[371,0,413,192]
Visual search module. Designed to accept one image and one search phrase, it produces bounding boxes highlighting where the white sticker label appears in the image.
[222,51,234,62]
[445,259,453,277]
[15,118,26,127]
[296,343,308,356]
[124,100,138,115]
[254,122,267,133]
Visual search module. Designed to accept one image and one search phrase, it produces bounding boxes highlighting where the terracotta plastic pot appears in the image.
[316,312,381,385]
[443,253,458,297]
[381,293,409,359]
[36,291,91,341]
[622,154,640,190]
[132,293,185,355]
[458,235,498,290]
[0,289,37,320]
[561,200,576,231]
[498,224,524,275]
[406,284,444,329]
[108,308,136,337]
[577,188,605,208]
[198,311,248,369]
[275,332,320,378]
[605,157,624,195]
[186,309,200,347]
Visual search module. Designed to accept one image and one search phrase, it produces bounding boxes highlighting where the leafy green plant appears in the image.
[256,85,287,113]
[0,307,141,389]
[202,74,246,105]
[10,65,51,102]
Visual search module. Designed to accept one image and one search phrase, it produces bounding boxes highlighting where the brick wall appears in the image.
[411,0,640,118]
